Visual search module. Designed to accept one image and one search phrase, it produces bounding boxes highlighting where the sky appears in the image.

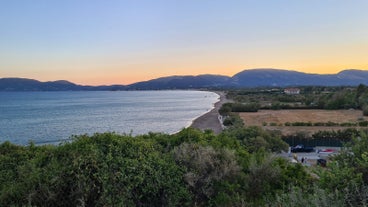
[0,0,367,85]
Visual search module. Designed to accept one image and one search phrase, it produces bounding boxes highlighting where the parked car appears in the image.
[318,148,338,159]
[291,144,314,153]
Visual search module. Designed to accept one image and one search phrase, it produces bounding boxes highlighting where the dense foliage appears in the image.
[1,123,368,206]
[0,126,304,207]
[269,131,368,207]
[282,128,363,147]
[226,84,368,114]
[0,134,190,206]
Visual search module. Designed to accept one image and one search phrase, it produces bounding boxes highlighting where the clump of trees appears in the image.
[2,123,368,206]
[227,84,368,116]
[0,134,191,206]
[363,105,368,116]
[0,126,305,206]
[173,143,240,205]
[220,102,259,113]
[282,128,362,147]
[222,114,244,127]
[219,103,246,128]
[282,121,368,127]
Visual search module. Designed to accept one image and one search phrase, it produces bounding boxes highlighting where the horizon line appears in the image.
[2,68,367,86]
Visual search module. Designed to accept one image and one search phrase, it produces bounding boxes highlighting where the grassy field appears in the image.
[239,109,368,135]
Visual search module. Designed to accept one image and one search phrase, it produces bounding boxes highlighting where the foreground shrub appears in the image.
[173,143,240,206]
[0,133,191,207]
[223,126,288,153]
[3,128,367,206]
[363,105,368,116]
[269,186,346,207]
[223,114,244,127]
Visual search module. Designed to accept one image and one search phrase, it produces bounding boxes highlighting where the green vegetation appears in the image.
[221,102,259,113]
[272,131,368,207]
[0,134,190,206]
[224,85,368,147]
[219,103,245,128]
[226,84,368,115]
[282,128,363,147]
[1,126,368,206]
[363,105,368,116]
[3,85,368,206]
[0,126,301,207]
[270,121,368,127]
[222,114,244,127]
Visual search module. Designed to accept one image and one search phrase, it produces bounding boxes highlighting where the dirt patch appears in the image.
[239,109,367,135]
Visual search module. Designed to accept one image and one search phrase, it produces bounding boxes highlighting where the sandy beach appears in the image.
[190,91,228,134]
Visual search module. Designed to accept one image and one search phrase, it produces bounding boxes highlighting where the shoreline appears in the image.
[190,91,228,134]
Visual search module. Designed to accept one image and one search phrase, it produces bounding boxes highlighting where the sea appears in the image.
[0,90,219,145]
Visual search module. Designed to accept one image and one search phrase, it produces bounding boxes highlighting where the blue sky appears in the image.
[1,0,367,85]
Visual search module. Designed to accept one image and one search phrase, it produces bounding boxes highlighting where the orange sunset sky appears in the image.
[1,1,367,85]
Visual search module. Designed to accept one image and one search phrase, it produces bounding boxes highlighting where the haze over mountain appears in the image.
[126,69,368,89]
[127,75,231,90]
[1,69,368,91]
[0,78,126,91]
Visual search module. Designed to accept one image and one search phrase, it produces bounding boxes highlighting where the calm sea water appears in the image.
[0,91,219,145]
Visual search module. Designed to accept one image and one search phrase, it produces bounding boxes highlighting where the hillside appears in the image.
[129,68,368,89]
[127,75,230,90]
[1,69,368,91]
[230,69,337,87]
[0,78,126,91]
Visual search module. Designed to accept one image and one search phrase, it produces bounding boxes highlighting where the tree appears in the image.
[223,126,288,153]
[173,143,240,206]
[0,133,192,207]
[363,104,368,116]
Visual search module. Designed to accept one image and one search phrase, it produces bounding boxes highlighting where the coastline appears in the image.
[190,91,228,134]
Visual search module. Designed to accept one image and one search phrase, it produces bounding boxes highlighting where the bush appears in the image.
[231,102,259,112]
[219,103,232,115]
[223,117,234,126]
[291,122,313,126]
[245,155,282,199]
[325,121,339,126]
[222,114,244,128]
[363,106,368,116]
[173,143,240,205]
[223,126,288,153]
[0,133,192,207]
[314,122,325,126]
[340,122,357,127]
[269,185,346,207]
[359,121,368,127]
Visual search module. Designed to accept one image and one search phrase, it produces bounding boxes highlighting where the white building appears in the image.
[284,88,300,95]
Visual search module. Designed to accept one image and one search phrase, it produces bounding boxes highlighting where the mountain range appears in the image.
[1,69,368,91]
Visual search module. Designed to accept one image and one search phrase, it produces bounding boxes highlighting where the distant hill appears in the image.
[127,75,230,90]
[230,69,368,87]
[336,69,368,85]
[1,69,368,91]
[128,69,368,89]
[230,69,338,87]
[0,78,126,91]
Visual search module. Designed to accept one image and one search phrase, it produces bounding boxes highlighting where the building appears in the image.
[284,88,300,95]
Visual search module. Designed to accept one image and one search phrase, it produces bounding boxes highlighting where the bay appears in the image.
[0,90,219,145]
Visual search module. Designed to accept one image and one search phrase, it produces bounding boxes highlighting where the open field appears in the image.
[239,109,368,135]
